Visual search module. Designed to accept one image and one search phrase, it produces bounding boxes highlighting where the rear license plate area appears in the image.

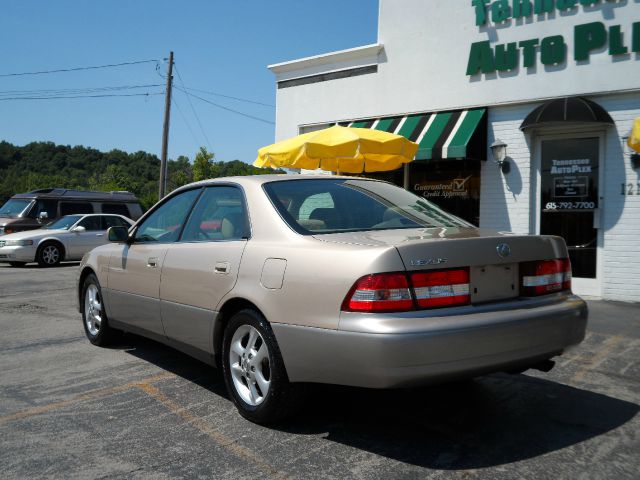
[470,263,518,303]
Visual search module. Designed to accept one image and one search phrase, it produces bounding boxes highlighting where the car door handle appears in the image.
[96,234,103,237]
[147,257,158,268]
[214,261,230,274]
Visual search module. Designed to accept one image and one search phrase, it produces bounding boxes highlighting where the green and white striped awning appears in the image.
[343,108,486,160]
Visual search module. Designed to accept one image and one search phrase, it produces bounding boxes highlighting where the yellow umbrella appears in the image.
[254,125,419,173]
[628,117,640,154]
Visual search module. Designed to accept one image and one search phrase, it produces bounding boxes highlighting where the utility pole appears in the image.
[159,51,174,200]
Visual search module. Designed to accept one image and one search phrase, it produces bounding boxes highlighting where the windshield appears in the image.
[263,179,473,235]
[0,199,32,217]
[44,215,82,230]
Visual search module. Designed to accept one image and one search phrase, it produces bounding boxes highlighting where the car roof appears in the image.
[173,174,377,192]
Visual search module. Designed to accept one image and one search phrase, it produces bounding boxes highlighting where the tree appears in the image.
[192,146,214,181]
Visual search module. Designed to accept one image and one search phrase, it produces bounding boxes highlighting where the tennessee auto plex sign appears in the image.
[466,0,640,76]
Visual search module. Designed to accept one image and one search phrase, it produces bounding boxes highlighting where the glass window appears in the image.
[25,199,57,219]
[60,202,93,215]
[181,187,248,242]
[263,179,472,235]
[77,216,102,231]
[0,199,32,217]
[102,215,130,229]
[134,189,201,243]
[101,203,131,217]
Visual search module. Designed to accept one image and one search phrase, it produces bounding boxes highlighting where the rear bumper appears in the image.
[272,294,588,388]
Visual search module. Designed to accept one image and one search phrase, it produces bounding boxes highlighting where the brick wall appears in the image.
[481,92,640,302]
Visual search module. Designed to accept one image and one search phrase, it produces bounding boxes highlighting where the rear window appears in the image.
[101,203,130,217]
[60,202,93,215]
[263,179,472,235]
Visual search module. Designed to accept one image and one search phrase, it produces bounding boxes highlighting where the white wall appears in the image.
[273,0,639,140]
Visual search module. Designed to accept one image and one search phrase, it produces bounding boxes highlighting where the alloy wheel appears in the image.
[42,245,60,265]
[229,324,271,406]
[84,284,102,336]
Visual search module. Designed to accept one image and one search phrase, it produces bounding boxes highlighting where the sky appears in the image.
[1,0,379,164]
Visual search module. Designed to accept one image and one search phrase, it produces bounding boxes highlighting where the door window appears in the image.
[102,215,131,229]
[134,189,201,243]
[77,216,102,231]
[27,199,57,219]
[540,138,599,278]
[180,187,248,242]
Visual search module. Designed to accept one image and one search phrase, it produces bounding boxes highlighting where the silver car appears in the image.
[0,214,133,267]
[77,176,588,424]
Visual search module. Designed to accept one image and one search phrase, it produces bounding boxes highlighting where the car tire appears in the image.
[81,273,118,346]
[222,309,300,424]
[9,262,26,267]
[37,241,63,267]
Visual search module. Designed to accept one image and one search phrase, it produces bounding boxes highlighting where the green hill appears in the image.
[0,141,283,210]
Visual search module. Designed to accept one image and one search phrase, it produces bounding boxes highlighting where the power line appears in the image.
[172,96,201,148]
[175,87,275,125]
[181,86,275,108]
[173,64,213,150]
[0,92,164,101]
[0,59,160,78]
[0,83,164,97]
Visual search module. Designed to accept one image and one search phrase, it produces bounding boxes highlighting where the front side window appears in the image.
[134,189,201,243]
[263,179,472,235]
[29,199,58,219]
[180,186,248,242]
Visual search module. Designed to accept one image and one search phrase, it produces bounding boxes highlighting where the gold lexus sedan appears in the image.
[78,176,588,424]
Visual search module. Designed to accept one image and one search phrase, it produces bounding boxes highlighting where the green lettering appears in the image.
[492,0,511,23]
[541,36,567,65]
[575,22,607,61]
[609,25,628,55]
[633,22,640,53]
[472,0,491,26]
[513,0,533,18]
[495,42,519,70]
[579,0,600,5]
[519,38,539,67]
[467,41,495,75]
[556,0,577,9]
[534,0,554,14]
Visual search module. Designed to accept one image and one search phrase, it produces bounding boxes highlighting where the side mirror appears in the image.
[71,226,86,233]
[108,226,129,242]
[37,212,49,223]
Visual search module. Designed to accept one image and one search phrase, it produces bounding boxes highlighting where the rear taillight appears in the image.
[521,258,572,296]
[342,268,471,312]
[411,268,470,308]
[342,273,413,312]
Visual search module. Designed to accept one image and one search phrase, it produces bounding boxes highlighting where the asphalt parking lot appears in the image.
[1,263,639,479]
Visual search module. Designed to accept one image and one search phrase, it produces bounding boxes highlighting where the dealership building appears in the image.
[268,0,640,302]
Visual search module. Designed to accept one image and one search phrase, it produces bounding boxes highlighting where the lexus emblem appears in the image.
[497,243,511,258]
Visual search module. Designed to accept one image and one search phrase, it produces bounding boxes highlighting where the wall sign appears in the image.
[467,0,640,75]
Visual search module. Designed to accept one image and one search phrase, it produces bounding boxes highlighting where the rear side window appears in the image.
[60,202,93,215]
[101,203,130,217]
[77,216,102,231]
[102,216,130,229]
